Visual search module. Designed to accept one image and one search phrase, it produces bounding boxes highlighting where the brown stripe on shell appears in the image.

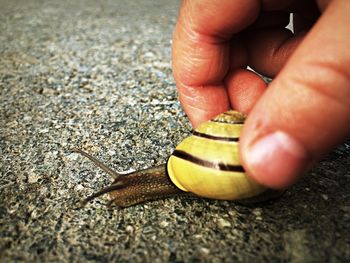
[172,150,245,172]
[192,130,239,142]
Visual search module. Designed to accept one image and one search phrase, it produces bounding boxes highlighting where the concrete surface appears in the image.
[1,0,349,262]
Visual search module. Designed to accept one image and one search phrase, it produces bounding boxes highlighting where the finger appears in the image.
[244,0,319,76]
[173,0,260,86]
[225,28,303,115]
[246,28,306,77]
[177,84,230,128]
[172,0,260,125]
[240,0,350,189]
[224,69,267,114]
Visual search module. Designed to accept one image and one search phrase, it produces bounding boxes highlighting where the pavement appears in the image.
[1,0,349,262]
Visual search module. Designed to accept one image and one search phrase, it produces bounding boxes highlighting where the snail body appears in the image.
[75,110,272,207]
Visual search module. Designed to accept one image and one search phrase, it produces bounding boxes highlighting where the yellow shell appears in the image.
[167,110,267,200]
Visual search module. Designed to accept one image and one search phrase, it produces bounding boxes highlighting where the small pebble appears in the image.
[28,171,40,183]
[217,218,231,228]
[159,220,169,228]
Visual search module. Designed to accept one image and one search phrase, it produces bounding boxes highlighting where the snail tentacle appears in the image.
[73,148,121,179]
[81,182,125,206]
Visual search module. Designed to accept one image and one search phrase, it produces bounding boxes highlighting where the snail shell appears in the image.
[74,110,274,207]
[167,110,266,200]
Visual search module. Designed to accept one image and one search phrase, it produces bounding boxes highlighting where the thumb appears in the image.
[240,0,350,189]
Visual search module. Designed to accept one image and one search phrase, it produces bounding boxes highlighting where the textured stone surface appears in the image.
[1,0,349,262]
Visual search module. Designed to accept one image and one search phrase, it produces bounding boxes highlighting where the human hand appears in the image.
[172,0,350,189]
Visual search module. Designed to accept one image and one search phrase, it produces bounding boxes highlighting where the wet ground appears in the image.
[1,0,349,262]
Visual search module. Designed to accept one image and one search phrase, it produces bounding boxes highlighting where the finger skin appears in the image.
[246,28,306,77]
[173,0,260,86]
[177,84,230,128]
[225,69,267,114]
[172,0,260,126]
[240,0,350,189]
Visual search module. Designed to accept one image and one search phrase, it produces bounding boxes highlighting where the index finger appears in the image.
[172,0,260,126]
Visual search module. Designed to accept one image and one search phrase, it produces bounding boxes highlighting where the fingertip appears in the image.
[242,131,310,189]
[177,84,230,128]
[225,69,267,114]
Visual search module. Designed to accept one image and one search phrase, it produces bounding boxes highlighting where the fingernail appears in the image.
[245,131,309,189]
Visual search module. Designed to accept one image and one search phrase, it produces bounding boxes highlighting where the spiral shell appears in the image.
[167,110,267,200]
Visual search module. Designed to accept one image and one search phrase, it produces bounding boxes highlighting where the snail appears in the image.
[74,110,280,207]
